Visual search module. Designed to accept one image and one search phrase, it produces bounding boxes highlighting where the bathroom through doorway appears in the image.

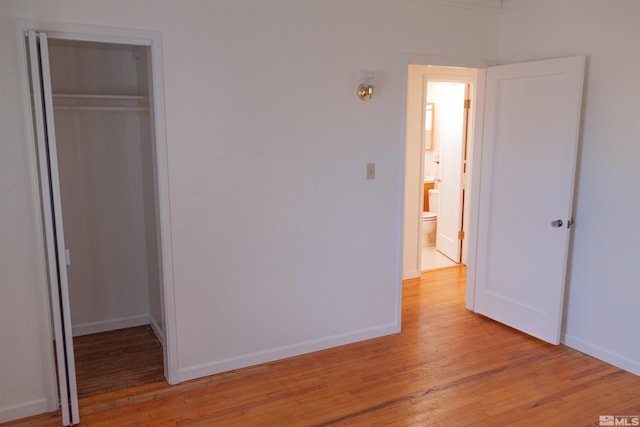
[403,65,478,274]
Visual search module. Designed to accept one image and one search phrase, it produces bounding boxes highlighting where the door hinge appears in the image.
[464,99,471,109]
[458,231,465,240]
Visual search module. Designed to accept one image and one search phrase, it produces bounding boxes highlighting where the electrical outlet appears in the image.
[366,163,375,180]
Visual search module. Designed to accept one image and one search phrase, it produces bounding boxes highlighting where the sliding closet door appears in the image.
[27,30,80,426]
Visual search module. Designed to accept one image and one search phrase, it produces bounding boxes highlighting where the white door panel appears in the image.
[474,56,585,344]
[28,30,80,426]
[435,82,466,262]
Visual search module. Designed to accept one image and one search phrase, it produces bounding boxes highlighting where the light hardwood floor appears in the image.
[7,266,640,426]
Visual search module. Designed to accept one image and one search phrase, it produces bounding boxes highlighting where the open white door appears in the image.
[473,56,585,344]
[435,82,466,262]
[27,30,80,425]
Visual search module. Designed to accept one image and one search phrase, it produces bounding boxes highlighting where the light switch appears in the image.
[366,163,375,180]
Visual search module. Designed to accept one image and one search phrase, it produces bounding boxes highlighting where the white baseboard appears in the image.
[149,315,164,347]
[0,397,51,424]
[403,269,420,280]
[72,314,149,337]
[562,333,640,376]
[176,323,400,383]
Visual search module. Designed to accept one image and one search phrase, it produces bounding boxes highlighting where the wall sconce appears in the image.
[357,71,375,101]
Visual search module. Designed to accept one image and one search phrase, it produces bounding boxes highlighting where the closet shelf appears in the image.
[52,93,150,113]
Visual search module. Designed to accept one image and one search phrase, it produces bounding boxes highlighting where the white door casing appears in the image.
[473,56,585,344]
[20,21,177,425]
[403,65,478,278]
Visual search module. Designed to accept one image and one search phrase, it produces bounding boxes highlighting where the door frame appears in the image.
[424,74,476,264]
[15,20,179,409]
[401,54,490,310]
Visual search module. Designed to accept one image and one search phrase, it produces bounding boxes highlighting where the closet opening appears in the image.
[26,32,170,420]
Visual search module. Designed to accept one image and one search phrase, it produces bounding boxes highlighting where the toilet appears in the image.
[422,189,438,247]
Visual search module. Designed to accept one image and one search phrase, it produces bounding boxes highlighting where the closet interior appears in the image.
[34,37,166,398]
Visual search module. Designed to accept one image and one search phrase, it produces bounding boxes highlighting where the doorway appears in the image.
[402,56,585,343]
[23,27,175,426]
[471,56,585,344]
[403,65,478,276]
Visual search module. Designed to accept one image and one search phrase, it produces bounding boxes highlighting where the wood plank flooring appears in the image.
[73,325,165,399]
[7,266,640,426]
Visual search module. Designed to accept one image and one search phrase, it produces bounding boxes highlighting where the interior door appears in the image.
[27,30,80,426]
[473,56,585,344]
[435,82,466,262]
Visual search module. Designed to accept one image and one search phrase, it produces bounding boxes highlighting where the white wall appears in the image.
[498,0,640,375]
[0,0,499,421]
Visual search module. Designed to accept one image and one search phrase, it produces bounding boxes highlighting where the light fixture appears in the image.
[357,71,375,101]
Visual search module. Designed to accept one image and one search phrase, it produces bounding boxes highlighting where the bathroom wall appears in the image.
[424,83,442,181]
[0,0,499,421]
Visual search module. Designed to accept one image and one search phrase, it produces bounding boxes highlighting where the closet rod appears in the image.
[53,106,149,112]
[53,93,147,100]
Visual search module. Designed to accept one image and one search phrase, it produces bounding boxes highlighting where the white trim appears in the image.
[0,397,51,424]
[400,54,489,290]
[149,316,165,347]
[405,52,497,69]
[15,19,178,392]
[176,323,399,383]
[420,67,478,266]
[562,333,640,376]
[72,314,150,337]
[14,19,161,46]
[16,25,61,417]
[147,33,179,385]
[395,57,409,330]
[403,270,421,281]
[465,68,487,311]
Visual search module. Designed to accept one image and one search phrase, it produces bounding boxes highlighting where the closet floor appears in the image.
[73,325,165,399]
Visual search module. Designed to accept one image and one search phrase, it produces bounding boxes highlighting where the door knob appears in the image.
[551,219,563,228]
